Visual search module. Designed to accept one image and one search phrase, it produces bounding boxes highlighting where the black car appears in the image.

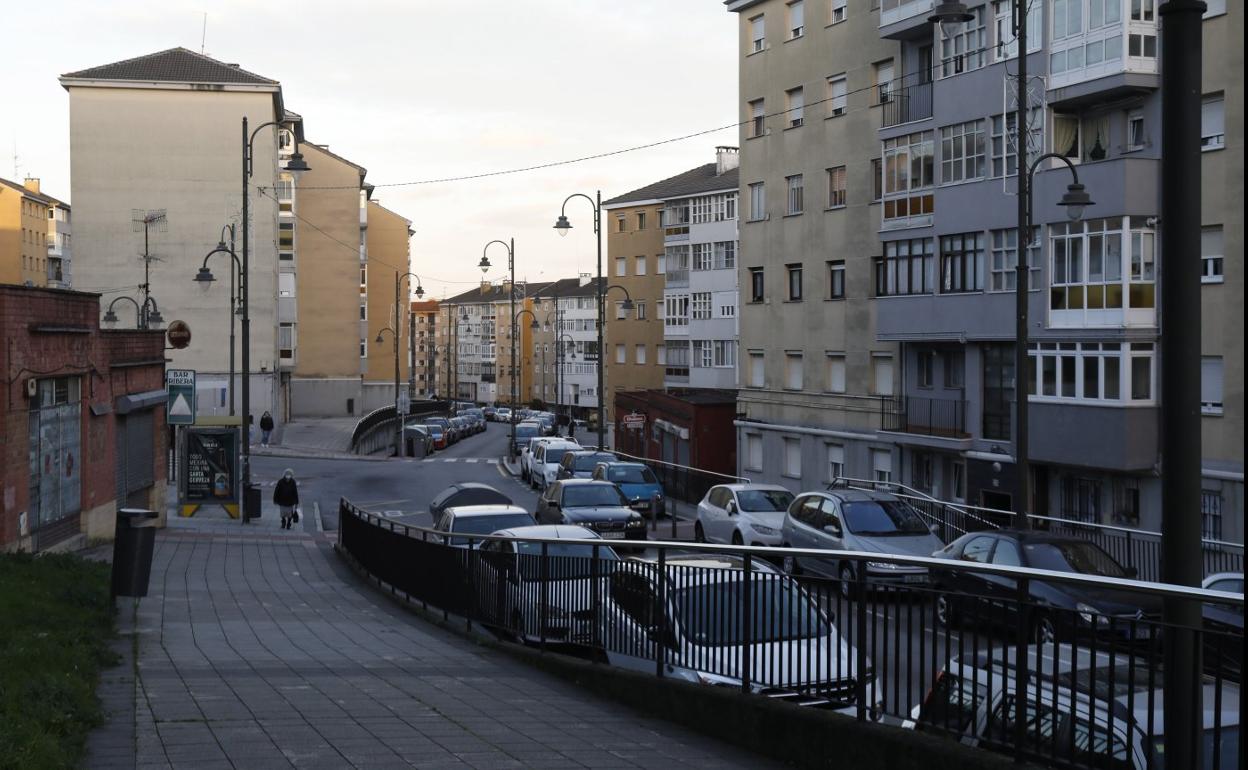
[429,483,513,517]
[510,423,541,456]
[932,530,1161,643]
[535,479,648,544]
[556,450,618,480]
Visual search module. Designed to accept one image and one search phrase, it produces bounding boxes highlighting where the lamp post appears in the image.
[553,191,606,447]
[478,238,519,454]
[383,272,425,455]
[219,223,239,416]
[101,295,165,330]
[557,333,578,436]
[238,116,310,513]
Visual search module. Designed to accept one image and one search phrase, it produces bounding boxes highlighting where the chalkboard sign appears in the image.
[181,428,239,504]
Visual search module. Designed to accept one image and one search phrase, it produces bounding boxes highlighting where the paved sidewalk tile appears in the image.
[85,518,779,769]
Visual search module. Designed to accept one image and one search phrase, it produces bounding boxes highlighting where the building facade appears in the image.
[46,196,71,289]
[410,299,440,398]
[1,176,66,288]
[363,199,415,412]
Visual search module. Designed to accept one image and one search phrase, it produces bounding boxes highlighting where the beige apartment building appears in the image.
[728,0,901,488]
[410,300,440,397]
[601,196,665,425]
[0,177,63,287]
[363,199,414,411]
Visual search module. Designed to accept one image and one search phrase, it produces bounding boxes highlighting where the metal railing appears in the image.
[339,497,1244,770]
[350,400,449,455]
[880,395,967,436]
[881,81,933,127]
[837,477,1245,581]
[606,448,747,508]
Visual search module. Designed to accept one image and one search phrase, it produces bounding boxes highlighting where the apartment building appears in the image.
[727,1,902,491]
[363,199,415,411]
[555,277,606,421]
[1,176,67,287]
[60,48,289,418]
[410,299,440,398]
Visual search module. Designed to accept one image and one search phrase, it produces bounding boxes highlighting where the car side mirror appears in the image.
[823,521,843,538]
[726,501,737,515]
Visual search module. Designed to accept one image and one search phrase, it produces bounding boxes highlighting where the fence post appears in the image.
[1013,576,1032,763]
[591,544,601,658]
[466,538,475,633]
[742,551,752,695]
[855,562,868,722]
[654,548,668,678]
[540,541,549,653]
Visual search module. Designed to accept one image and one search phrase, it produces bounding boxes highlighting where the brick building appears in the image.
[1,285,167,552]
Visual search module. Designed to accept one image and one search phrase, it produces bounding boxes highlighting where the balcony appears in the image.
[882,395,968,438]
[881,82,932,128]
[665,269,690,288]
[879,0,934,39]
[1030,401,1158,472]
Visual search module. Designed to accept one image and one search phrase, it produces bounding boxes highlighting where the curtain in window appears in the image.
[1082,114,1110,161]
[1054,116,1079,158]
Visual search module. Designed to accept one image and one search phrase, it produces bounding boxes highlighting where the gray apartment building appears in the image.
[728,0,1242,542]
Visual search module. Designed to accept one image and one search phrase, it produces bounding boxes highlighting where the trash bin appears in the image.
[244,483,262,520]
[111,508,158,598]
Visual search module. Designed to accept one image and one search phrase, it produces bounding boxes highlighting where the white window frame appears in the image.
[1201,94,1225,151]
[1201,356,1224,415]
[940,120,987,184]
[830,0,847,24]
[783,437,802,479]
[787,0,804,39]
[750,14,765,53]
[749,182,766,220]
[784,351,804,391]
[827,166,847,208]
[786,87,805,127]
[748,350,765,388]
[786,174,804,215]
[827,75,848,117]
[1201,226,1223,284]
[938,5,987,78]
[826,353,846,393]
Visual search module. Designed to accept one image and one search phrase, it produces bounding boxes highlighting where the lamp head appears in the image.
[194,266,216,293]
[146,308,164,327]
[415,284,425,299]
[375,333,385,344]
[285,151,310,178]
[1058,182,1093,221]
[553,214,572,237]
[929,1,973,36]
[530,318,540,330]
[216,239,228,251]
[478,255,491,274]
[621,298,635,311]
[102,308,119,327]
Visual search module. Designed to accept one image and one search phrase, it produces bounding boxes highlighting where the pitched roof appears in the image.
[61,47,278,86]
[603,164,739,206]
[0,177,68,208]
[439,277,602,305]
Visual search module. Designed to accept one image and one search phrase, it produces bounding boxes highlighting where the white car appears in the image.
[431,505,536,548]
[521,435,579,483]
[529,439,581,491]
[694,483,796,547]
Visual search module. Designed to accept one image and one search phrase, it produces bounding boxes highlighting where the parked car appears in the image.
[496,407,512,423]
[1202,572,1244,678]
[535,479,648,543]
[450,416,470,439]
[591,462,665,517]
[521,435,579,483]
[931,530,1161,642]
[475,525,621,643]
[429,482,513,518]
[907,643,1240,770]
[426,416,455,444]
[432,505,536,547]
[482,406,497,421]
[533,412,556,436]
[780,488,944,591]
[529,439,582,490]
[600,554,880,715]
[557,450,618,480]
[422,422,448,450]
[510,421,543,457]
[695,483,795,547]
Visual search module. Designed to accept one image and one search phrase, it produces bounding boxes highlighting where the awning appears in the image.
[115,389,167,414]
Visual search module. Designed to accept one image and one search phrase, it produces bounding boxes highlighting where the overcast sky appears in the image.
[2,0,739,300]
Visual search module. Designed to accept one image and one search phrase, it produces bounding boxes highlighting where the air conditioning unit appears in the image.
[26,378,37,398]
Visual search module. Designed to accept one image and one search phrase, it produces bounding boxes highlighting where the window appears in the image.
[875,238,934,296]
[635,255,647,276]
[786,87,804,127]
[691,243,712,271]
[692,292,713,320]
[787,0,804,38]
[991,110,1043,178]
[939,5,987,77]
[750,99,766,137]
[787,263,803,300]
[615,256,627,277]
[827,443,845,482]
[278,272,296,297]
[359,303,367,321]
[616,216,625,233]
[871,449,893,483]
[1201,94,1225,150]
[746,434,763,471]
[1201,226,1223,284]
[989,227,1040,291]
[1054,114,1081,161]
[830,0,847,24]
[1201,491,1223,540]
[750,14,765,52]
[615,344,626,364]
[635,301,647,320]
[826,353,846,393]
[828,260,846,299]
[750,267,765,302]
[827,75,848,117]
[827,166,847,208]
[945,350,965,388]
[360,338,368,358]
[713,341,736,368]
[983,344,1014,440]
[1027,342,1154,404]
[873,354,894,395]
[874,60,894,104]
[1201,357,1224,415]
[637,211,646,230]
[278,221,295,249]
[993,0,1041,59]
[1126,109,1146,150]
[918,350,935,388]
[635,344,647,365]
[657,252,666,274]
[749,351,765,388]
[664,294,690,327]
[1081,113,1111,162]
[785,352,804,390]
[882,131,935,227]
[719,303,736,318]
[940,232,985,293]
[783,438,802,478]
[786,174,804,215]
[940,120,986,183]
[871,158,883,202]
[1050,217,1155,315]
[749,182,766,220]
[714,241,736,270]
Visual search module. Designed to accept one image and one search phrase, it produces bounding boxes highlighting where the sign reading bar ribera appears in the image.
[181,428,239,504]
[166,369,196,426]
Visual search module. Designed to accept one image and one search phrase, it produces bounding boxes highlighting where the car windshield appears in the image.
[424,425,443,435]
[608,466,658,484]
[736,489,794,512]
[672,575,829,647]
[1151,727,1239,770]
[447,513,534,545]
[1024,541,1128,577]
[841,500,930,536]
[573,453,615,472]
[515,426,538,439]
[515,542,619,580]
[562,485,629,508]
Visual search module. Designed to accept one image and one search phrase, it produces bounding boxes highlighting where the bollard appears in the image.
[111,508,159,598]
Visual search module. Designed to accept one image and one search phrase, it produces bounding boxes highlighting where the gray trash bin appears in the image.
[111,508,158,598]
[244,483,262,520]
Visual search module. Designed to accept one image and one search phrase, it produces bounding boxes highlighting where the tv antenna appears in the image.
[132,209,168,328]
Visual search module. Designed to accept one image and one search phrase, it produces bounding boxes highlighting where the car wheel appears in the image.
[694,521,706,543]
[731,531,744,546]
[838,563,857,599]
[781,548,802,577]
[935,594,956,628]
[1033,614,1057,645]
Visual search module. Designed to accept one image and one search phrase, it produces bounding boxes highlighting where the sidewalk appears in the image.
[84,500,773,768]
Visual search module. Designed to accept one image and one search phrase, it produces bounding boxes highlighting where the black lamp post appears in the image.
[557,333,578,436]
[382,272,425,454]
[101,295,164,330]
[553,191,606,447]
[479,238,520,454]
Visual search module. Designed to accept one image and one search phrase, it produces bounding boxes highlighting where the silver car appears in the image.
[780,488,944,592]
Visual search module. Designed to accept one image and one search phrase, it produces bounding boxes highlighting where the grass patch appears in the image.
[0,552,119,770]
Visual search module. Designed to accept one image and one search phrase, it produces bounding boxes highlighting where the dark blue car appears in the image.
[591,461,665,517]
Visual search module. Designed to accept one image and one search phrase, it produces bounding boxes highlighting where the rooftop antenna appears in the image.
[132,209,168,328]
[200,12,208,54]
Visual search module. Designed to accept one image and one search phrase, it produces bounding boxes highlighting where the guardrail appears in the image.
[836,477,1245,581]
[350,400,449,455]
[607,449,747,507]
[338,497,1243,770]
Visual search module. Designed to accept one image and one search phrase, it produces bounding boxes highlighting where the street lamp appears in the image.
[553,191,606,447]
[480,238,522,455]
[556,333,578,436]
[102,295,164,329]
[382,272,426,456]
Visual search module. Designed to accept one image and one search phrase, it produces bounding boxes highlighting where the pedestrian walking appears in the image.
[259,411,275,446]
[274,468,300,530]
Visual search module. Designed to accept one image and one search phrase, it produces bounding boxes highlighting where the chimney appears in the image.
[715,146,740,175]
[23,177,40,195]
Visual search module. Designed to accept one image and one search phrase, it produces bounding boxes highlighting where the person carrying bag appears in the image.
[274,469,300,530]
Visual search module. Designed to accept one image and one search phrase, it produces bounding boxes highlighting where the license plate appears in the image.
[600,531,626,539]
[633,502,650,510]
[903,574,928,584]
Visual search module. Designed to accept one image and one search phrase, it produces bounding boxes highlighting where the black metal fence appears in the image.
[608,449,745,508]
[350,400,449,455]
[339,498,1244,770]
[881,81,933,128]
[880,395,968,437]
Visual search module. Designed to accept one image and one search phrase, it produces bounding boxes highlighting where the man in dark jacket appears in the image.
[259,411,275,446]
[273,469,299,529]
